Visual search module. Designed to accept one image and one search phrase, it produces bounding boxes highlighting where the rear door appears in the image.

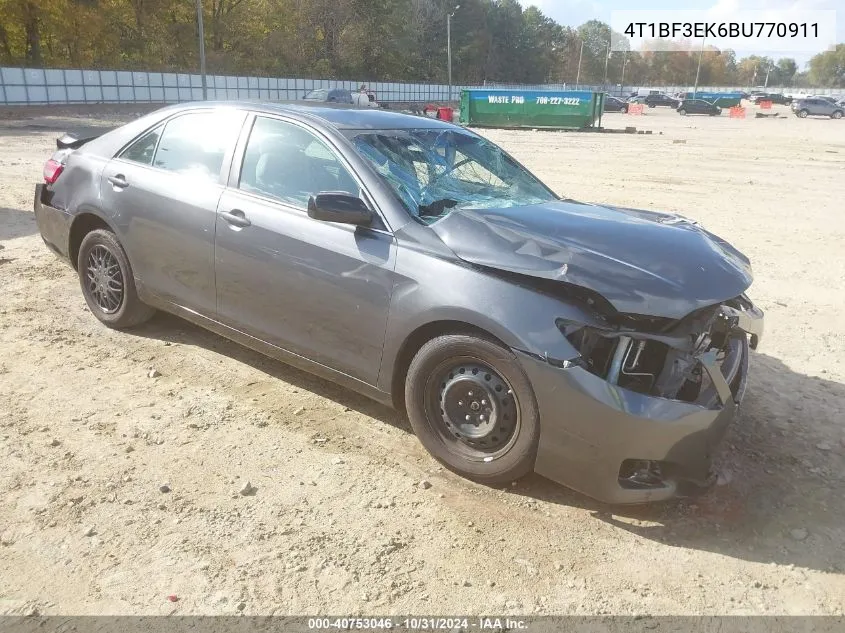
[100,109,246,315]
[214,114,397,384]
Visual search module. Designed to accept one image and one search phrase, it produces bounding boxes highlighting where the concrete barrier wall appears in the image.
[1,67,842,105]
[0,67,469,105]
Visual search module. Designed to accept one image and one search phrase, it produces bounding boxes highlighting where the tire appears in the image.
[832,111,843,119]
[404,334,540,485]
[647,103,655,108]
[77,228,155,329]
[678,108,686,116]
[798,109,809,118]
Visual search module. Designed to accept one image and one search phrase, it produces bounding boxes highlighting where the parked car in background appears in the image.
[302,88,354,104]
[748,93,791,105]
[677,99,722,116]
[812,96,840,105]
[791,98,844,119]
[627,95,647,104]
[33,101,764,504]
[675,91,742,108]
[603,95,629,113]
[643,93,680,108]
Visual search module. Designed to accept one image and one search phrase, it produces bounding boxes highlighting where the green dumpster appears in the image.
[460,89,604,129]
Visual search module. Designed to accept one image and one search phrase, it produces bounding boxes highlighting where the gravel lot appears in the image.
[1,104,844,616]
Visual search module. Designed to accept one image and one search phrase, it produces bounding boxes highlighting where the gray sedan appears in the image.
[34,102,763,504]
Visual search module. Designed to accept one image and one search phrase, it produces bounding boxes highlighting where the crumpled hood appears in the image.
[430,199,753,320]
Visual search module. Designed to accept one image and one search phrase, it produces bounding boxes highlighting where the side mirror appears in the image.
[307,193,372,226]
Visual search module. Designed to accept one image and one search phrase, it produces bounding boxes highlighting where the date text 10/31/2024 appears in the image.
[307,617,528,630]
[486,95,581,106]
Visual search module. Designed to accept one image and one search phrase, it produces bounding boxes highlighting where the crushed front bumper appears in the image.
[520,303,763,505]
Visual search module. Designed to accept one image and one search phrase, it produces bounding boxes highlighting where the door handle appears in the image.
[220,209,251,228]
[108,174,129,188]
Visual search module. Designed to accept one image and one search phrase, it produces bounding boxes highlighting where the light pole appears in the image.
[195,0,207,100]
[447,4,460,103]
[693,36,705,98]
[620,52,628,88]
[575,39,583,86]
[603,41,610,85]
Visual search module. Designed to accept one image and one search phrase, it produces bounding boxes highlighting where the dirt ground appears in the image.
[0,104,844,616]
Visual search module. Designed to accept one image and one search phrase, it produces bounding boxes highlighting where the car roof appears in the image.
[165,100,455,131]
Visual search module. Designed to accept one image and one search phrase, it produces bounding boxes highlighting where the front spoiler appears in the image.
[520,317,759,504]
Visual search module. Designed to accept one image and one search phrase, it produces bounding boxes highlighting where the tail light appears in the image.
[43,158,64,184]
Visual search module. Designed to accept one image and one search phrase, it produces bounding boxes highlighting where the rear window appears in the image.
[119,126,162,165]
[152,111,245,182]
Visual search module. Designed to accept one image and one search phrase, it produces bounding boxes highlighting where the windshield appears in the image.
[347,128,557,223]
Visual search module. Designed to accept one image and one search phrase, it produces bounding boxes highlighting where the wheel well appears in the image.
[390,320,510,411]
[68,213,112,270]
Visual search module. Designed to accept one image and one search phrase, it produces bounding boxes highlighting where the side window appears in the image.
[119,126,162,165]
[152,111,244,182]
[238,117,360,208]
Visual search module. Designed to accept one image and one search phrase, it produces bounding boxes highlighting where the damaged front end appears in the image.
[560,294,762,410]
[519,293,763,504]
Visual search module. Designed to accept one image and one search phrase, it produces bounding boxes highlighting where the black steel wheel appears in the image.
[404,334,540,485]
[77,228,155,328]
[428,360,520,458]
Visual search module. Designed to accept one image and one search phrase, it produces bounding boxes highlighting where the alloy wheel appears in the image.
[85,244,124,313]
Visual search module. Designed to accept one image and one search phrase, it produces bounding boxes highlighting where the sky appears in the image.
[518,0,844,68]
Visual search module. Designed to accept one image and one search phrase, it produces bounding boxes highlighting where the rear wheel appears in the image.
[77,229,155,328]
[678,108,687,116]
[404,334,540,485]
[798,109,809,118]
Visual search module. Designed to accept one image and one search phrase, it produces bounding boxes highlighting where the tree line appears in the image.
[1,0,843,87]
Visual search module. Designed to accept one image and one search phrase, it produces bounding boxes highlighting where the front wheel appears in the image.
[832,111,843,119]
[798,109,809,118]
[678,108,687,116]
[404,334,540,485]
[77,229,155,328]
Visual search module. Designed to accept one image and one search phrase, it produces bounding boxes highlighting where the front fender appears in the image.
[377,246,599,393]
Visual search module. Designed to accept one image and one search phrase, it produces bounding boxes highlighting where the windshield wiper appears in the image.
[418,198,459,217]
